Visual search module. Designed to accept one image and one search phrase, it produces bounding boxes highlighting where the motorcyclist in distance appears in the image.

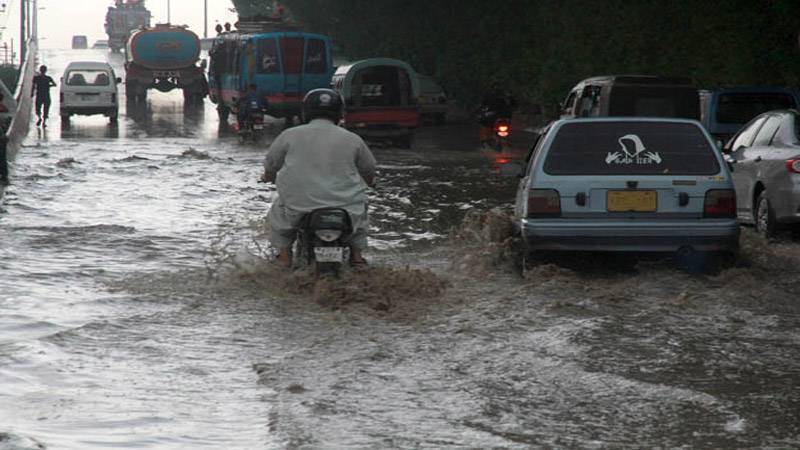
[237,83,268,130]
[261,89,377,268]
[478,87,517,148]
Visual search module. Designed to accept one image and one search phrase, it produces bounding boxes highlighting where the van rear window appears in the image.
[716,93,795,125]
[544,122,720,175]
[608,86,700,120]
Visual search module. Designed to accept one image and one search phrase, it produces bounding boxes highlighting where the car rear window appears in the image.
[716,93,795,125]
[66,70,111,86]
[544,122,720,176]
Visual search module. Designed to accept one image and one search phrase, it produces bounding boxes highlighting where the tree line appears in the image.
[272,0,800,115]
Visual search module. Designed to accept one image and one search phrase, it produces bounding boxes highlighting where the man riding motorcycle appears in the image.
[260,89,377,268]
[478,88,516,148]
[237,83,268,130]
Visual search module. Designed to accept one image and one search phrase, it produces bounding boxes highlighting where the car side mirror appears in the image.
[116,77,122,83]
[499,162,524,178]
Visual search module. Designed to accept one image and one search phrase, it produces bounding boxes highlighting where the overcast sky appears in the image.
[1,0,239,49]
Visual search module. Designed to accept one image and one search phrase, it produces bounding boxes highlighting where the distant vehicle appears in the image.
[332,58,420,148]
[59,61,122,124]
[92,40,110,49]
[417,74,447,124]
[71,35,89,49]
[700,87,800,144]
[560,75,700,121]
[105,0,152,53]
[124,24,208,105]
[723,110,800,237]
[208,27,334,125]
[509,118,739,269]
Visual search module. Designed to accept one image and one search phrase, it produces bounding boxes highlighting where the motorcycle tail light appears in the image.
[527,189,561,218]
[315,230,343,242]
[494,122,511,138]
[704,189,736,218]
[786,159,800,174]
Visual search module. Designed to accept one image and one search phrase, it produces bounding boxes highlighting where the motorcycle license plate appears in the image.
[253,124,264,130]
[314,247,344,263]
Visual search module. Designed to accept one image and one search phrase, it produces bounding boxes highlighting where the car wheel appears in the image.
[755,191,778,239]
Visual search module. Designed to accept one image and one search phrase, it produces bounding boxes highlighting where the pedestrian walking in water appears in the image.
[31,65,56,128]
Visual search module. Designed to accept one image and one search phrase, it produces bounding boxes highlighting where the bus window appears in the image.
[280,37,305,74]
[305,39,327,74]
[257,38,280,74]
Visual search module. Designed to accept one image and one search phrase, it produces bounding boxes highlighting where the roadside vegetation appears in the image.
[282,0,800,115]
[0,64,19,92]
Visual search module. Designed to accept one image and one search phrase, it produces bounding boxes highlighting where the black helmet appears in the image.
[302,88,343,123]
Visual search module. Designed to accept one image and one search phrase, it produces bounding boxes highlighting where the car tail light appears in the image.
[786,159,800,174]
[704,189,736,218]
[527,189,561,218]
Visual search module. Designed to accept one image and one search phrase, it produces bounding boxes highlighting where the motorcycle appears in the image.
[238,108,266,143]
[491,118,512,152]
[478,106,512,152]
[294,207,354,276]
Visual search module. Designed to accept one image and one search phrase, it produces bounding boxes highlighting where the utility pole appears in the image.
[19,0,25,66]
[204,0,208,38]
[167,0,170,23]
[32,0,37,41]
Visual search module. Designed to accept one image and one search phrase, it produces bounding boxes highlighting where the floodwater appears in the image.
[1,48,799,450]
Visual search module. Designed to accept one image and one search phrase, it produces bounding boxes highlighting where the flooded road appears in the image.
[1,49,799,450]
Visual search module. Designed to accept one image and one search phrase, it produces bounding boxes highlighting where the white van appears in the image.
[60,62,121,124]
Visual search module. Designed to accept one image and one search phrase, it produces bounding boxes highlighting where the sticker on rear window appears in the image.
[605,134,662,165]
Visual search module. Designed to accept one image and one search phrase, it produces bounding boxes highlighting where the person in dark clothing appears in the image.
[237,84,268,129]
[31,65,57,128]
[477,88,517,147]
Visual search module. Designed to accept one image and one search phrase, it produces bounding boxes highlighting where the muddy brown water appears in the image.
[1,48,799,450]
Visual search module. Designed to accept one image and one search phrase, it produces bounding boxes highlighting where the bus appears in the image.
[208,31,334,125]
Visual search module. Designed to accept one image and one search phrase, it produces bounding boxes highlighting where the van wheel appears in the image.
[755,191,778,239]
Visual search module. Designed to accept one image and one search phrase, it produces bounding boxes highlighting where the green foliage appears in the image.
[0,65,18,92]
[265,0,800,114]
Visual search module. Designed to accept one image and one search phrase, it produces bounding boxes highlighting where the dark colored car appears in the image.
[560,75,700,121]
[700,87,800,144]
[724,110,800,237]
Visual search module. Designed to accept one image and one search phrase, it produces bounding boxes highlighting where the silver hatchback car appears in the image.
[513,118,740,261]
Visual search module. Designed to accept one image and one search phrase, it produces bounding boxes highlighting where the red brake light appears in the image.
[704,189,736,218]
[786,159,800,174]
[527,189,561,218]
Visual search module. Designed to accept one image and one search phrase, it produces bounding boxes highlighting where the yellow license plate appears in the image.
[607,190,657,212]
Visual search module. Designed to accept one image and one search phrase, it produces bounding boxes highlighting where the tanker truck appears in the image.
[105,0,152,53]
[124,24,208,105]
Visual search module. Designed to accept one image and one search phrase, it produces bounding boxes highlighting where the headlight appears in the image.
[315,230,343,242]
